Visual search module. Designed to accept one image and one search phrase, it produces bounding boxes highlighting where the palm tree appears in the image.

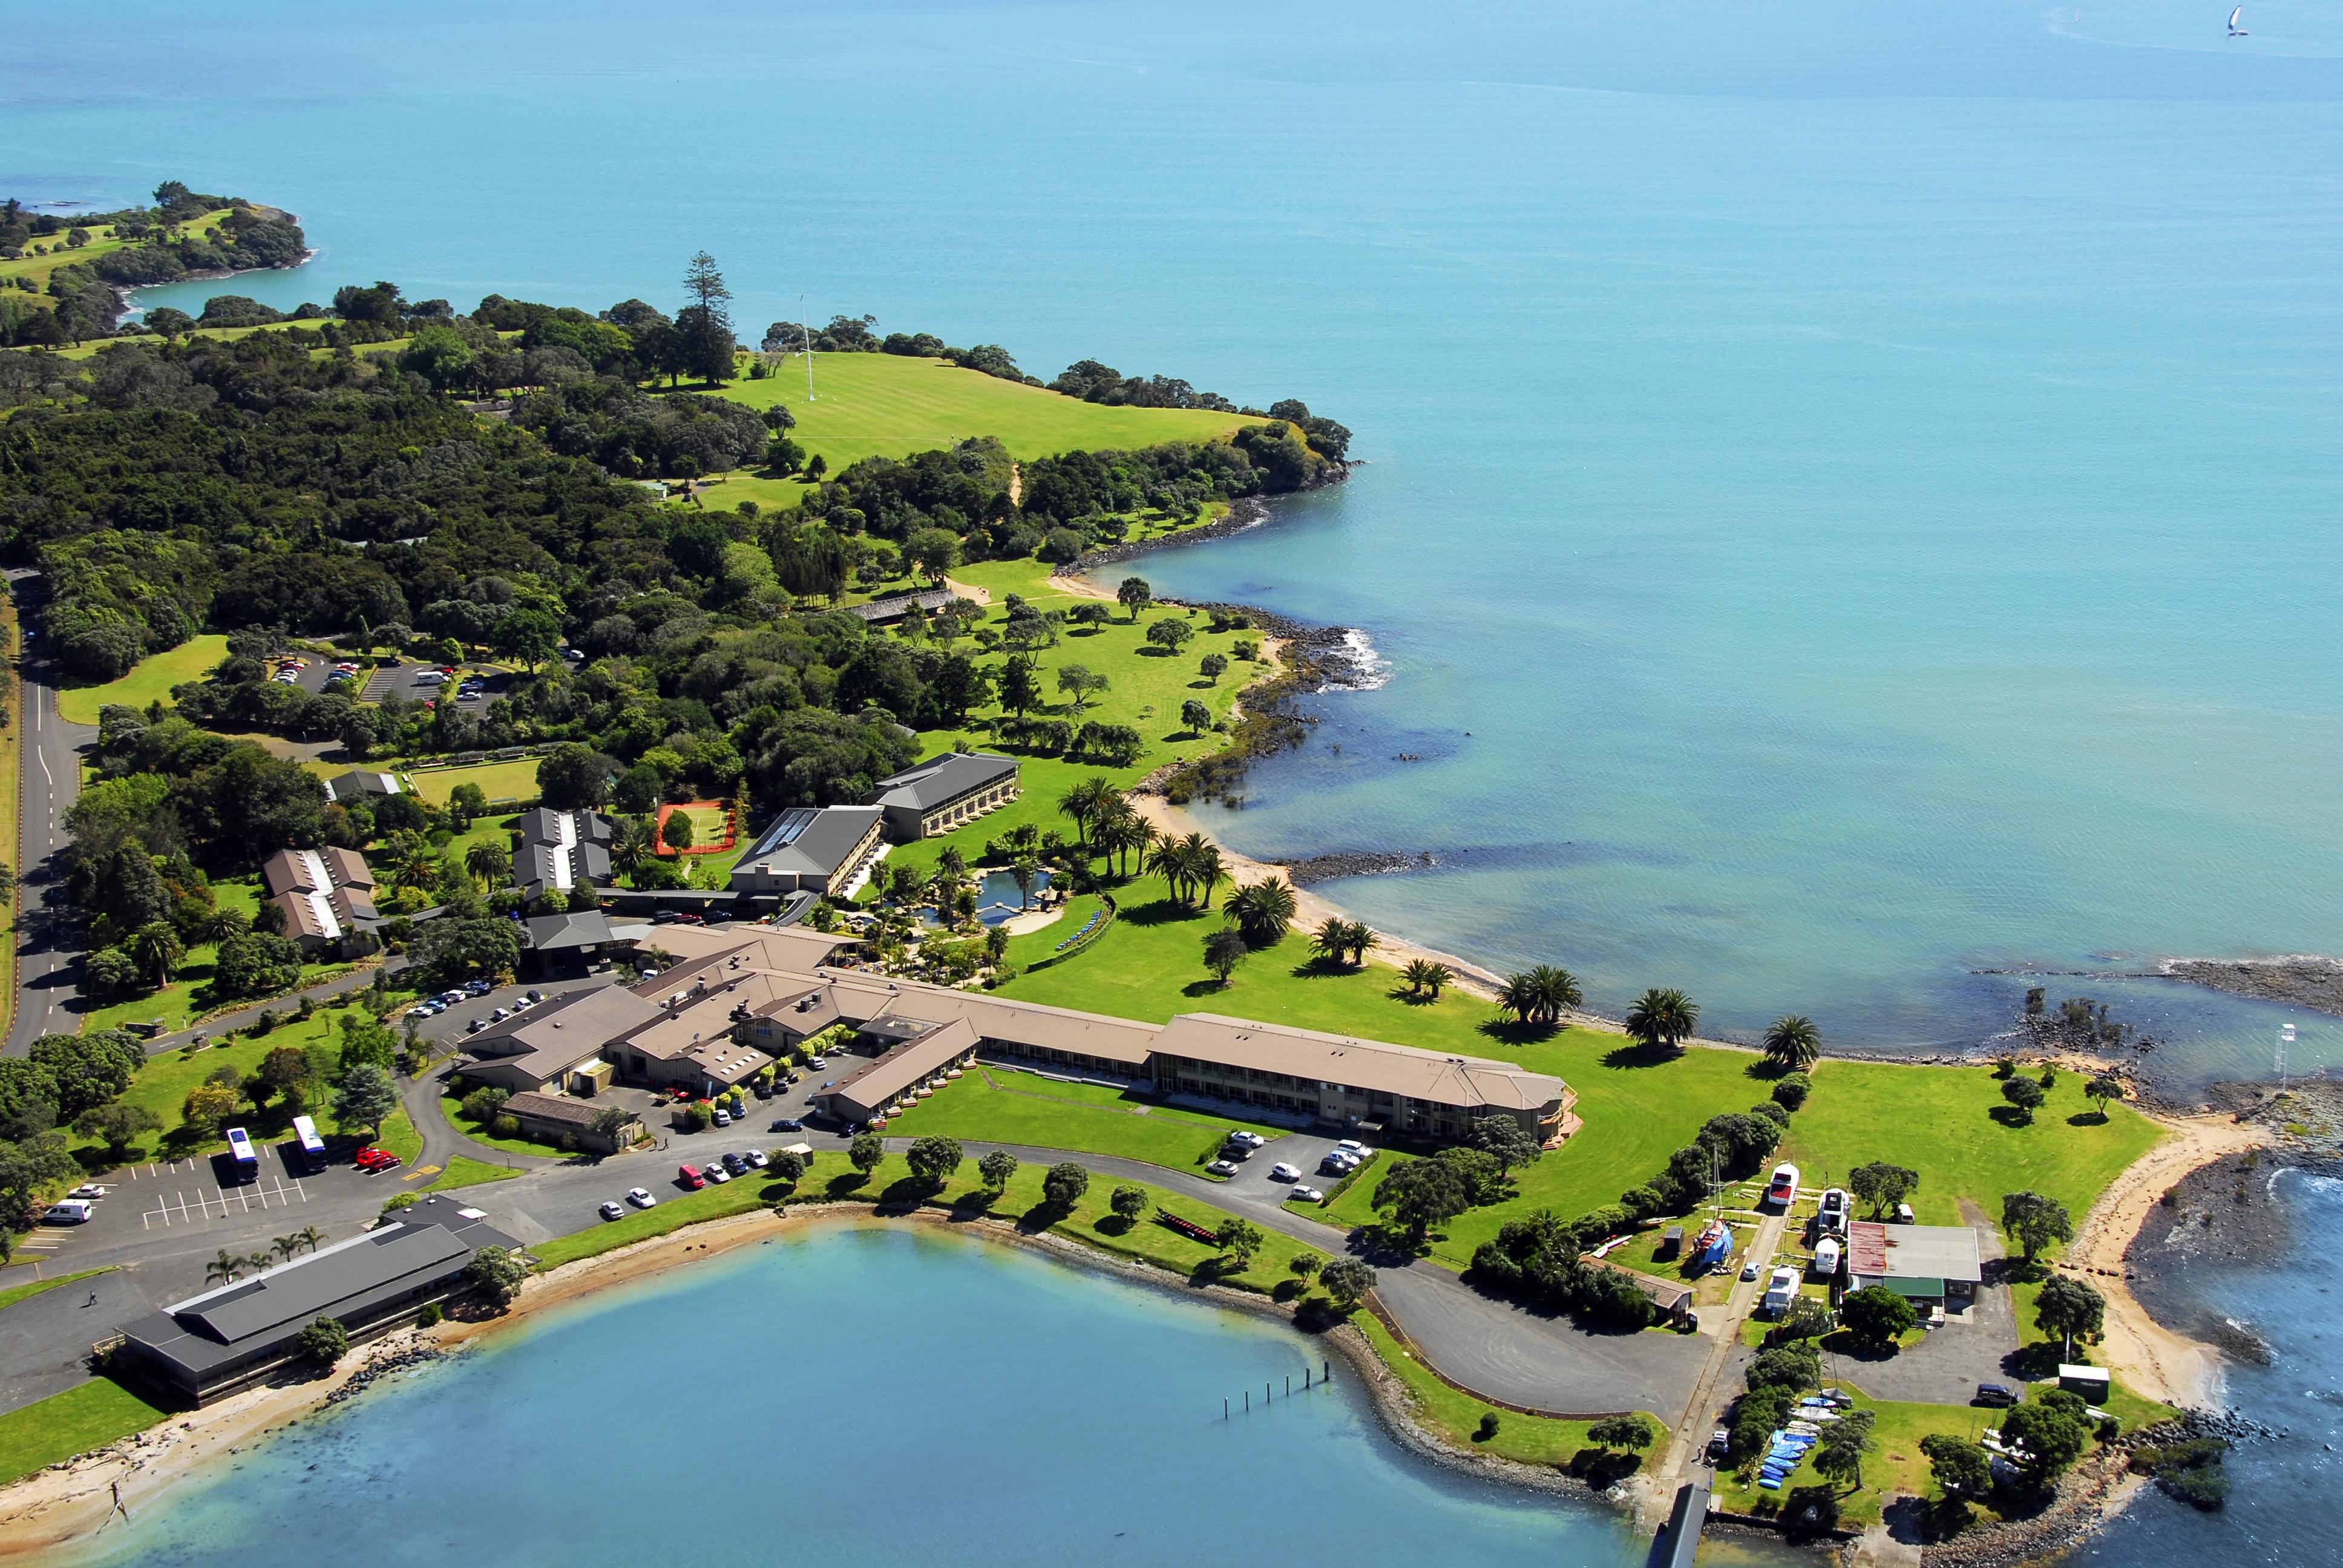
[466,841,511,889]
[297,1224,326,1255]
[610,817,655,878]
[1119,817,1158,881]
[133,921,185,990]
[1146,838,1194,906]
[1009,855,1039,911]
[1525,965,1582,1025]
[1057,776,1118,850]
[272,1233,304,1264]
[1191,841,1227,909]
[1343,921,1379,967]
[206,1249,244,1286]
[1625,987,1700,1051]
[1223,878,1297,946]
[1763,1014,1821,1071]
[1402,959,1453,998]
[246,1250,275,1276]
[198,907,250,945]
[1496,973,1541,1026]
[394,843,439,892]
[1311,917,1351,966]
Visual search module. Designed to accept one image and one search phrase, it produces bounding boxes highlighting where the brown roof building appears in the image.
[260,846,380,954]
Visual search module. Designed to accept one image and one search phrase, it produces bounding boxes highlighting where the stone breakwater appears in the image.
[320,1343,447,1407]
[1277,850,1436,886]
[2163,956,2343,1018]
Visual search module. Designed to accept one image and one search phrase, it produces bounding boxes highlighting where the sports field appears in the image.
[716,352,1260,469]
[56,635,231,724]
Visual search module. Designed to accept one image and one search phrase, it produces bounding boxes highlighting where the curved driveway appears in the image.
[7,579,92,1055]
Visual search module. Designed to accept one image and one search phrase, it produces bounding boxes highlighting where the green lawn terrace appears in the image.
[718,351,1262,470]
[999,895,2167,1279]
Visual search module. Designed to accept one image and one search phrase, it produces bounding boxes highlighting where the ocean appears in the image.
[6,0,2339,1556]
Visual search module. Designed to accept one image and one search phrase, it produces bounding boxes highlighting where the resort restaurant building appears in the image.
[863,753,1021,841]
[1145,1014,1574,1143]
[113,1197,517,1405]
[811,1017,981,1124]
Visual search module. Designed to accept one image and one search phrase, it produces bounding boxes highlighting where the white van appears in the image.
[1763,1266,1800,1315]
[42,1199,93,1225]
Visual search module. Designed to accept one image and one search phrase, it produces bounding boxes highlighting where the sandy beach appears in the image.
[2059,1108,2270,1408]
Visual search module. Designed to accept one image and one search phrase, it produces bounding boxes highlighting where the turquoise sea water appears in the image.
[64,1225,1650,1567]
[10,0,2340,1080]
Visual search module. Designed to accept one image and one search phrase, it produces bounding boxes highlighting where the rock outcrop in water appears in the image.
[2164,956,2343,1018]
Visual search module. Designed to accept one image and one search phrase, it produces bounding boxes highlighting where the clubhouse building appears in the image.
[113,1196,517,1405]
[728,805,887,897]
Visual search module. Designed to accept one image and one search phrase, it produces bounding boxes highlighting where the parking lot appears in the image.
[359,660,513,712]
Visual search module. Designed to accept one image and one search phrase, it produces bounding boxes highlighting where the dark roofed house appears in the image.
[260,846,380,958]
[323,769,403,803]
[513,807,617,898]
[521,909,629,978]
[112,1196,516,1405]
[729,805,885,896]
[847,587,963,626]
[862,753,1020,841]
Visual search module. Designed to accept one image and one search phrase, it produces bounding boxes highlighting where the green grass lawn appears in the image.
[1,210,233,301]
[425,1155,522,1192]
[1007,900,2167,1272]
[404,759,539,807]
[1354,1312,1660,1475]
[0,1378,176,1486]
[1776,1063,2164,1240]
[713,352,1260,469]
[1003,893,1110,969]
[0,1266,114,1315]
[56,635,231,725]
[531,1149,1334,1294]
[881,1066,1275,1173]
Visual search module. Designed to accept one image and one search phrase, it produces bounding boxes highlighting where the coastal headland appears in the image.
[0,260,2298,1566]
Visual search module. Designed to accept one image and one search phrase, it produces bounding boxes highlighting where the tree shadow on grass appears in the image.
[1289,956,1355,979]
[1566,1448,1643,1488]
[1476,1018,1557,1049]
[1118,899,1202,929]
[873,1175,946,1212]
[823,1171,873,1200]
[2066,1111,2112,1127]
[1093,1214,1136,1238]
[1600,1040,1686,1070]
[1989,1107,2036,1129]
[1388,985,1444,1007]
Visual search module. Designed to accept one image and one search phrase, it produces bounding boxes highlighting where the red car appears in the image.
[355,1147,402,1173]
[677,1164,705,1190]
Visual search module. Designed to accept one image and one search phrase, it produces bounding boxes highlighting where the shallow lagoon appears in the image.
[68,1225,1660,1568]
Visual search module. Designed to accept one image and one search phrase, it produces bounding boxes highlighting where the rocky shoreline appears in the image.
[2161,956,2343,1018]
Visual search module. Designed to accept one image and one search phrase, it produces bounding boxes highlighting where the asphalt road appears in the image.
[7,577,92,1056]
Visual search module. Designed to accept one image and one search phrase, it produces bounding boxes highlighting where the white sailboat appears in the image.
[2228,5,2248,34]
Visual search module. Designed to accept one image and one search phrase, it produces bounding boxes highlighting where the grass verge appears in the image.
[1353,1312,1659,1475]
[0,1266,114,1315]
[0,1379,175,1488]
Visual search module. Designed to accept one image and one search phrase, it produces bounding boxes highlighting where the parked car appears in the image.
[1766,1163,1801,1206]
[68,1183,111,1200]
[1221,1142,1253,1161]
[1707,1428,1732,1463]
[1228,1131,1267,1149]
[355,1148,402,1173]
[467,1018,487,1034]
[772,1118,804,1132]
[721,1152,747,1175]
[1268,1162,1302,1181]
[704,1163,732,1183]
[678,1165,706,1189]
[467,978,493,996]
[744,1149,769,1169]
[1740,1259,1761,1282]
[1206,1160,1240,1177]
[490,1007,510,1022]
[42,1200,93,1224]
[627,1187,657,1207]
[1288,1185,1325,1204]
[598,1201,624,1221]
[1319,1154,1357,1177]
[1334,1138,1372,1155]
[525,990,543,1004]
[1974,1383,2022,1408]
[712,1108,731,1127]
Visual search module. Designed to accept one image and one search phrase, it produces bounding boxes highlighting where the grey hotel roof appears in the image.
[119,1199,515,1382]
[733,805,880,881]
[868,753,1017,812]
